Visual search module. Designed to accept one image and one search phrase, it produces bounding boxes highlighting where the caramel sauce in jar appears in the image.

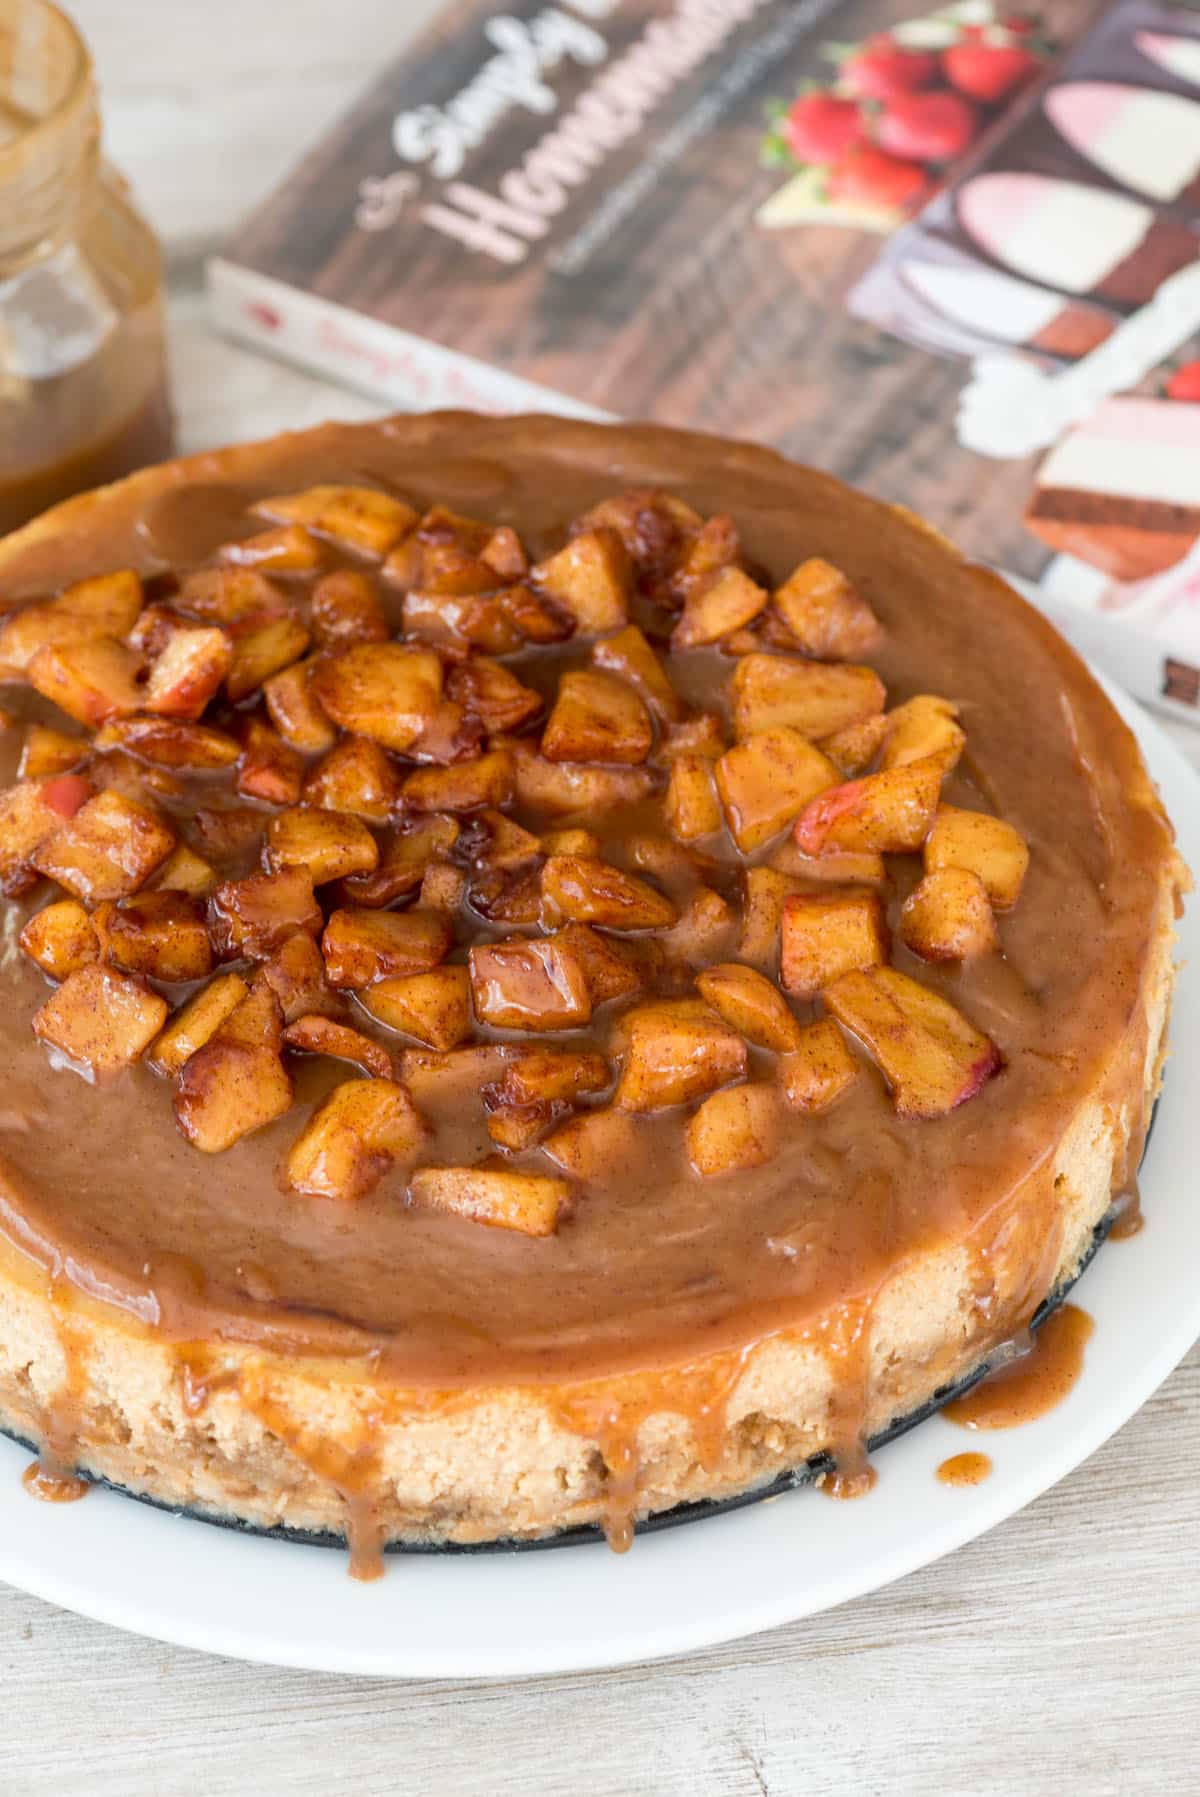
[0,2,174,537]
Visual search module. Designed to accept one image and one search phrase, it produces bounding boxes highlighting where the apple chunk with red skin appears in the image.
[823,966,1002,1119]
[793,759,942,856]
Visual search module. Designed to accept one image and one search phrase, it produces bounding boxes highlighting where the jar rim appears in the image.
[0,0,93,165]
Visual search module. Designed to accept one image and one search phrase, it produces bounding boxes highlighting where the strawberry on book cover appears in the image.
[210,0,1200,724]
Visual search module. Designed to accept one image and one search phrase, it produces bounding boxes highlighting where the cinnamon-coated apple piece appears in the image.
[663,513,740,607]
[552,922,643,1004]
[33,964,169,1081]
[220,523,324,573]
[592,624,683,723]
[0,773,94,896]
[697,963,803,1052]
[127,604,189,658]
[285,1078,427,1200]
[780,890,888,999]
[736,866,792,968]
[879,695,965,776]
[900,868,998,962]
[255,930,341,1024]
[33,788,175,903]
[94,716,240,772]
[456,808,541,871]
[0,569,143,675]
[93,891,214,982]
[793,759,942,856]
[613,998,747,1112]
[541,1105,641,1179]
[407,698,485,767]
[469,937,592,1030]
[530,527,631,631]
[662,886,734,963]
[778,1018,860,1113]
[264,656,337,754]
[686,1082,778,1178]
[235,717,305,807]
[925,806,1030,910]
[469,865,545,926]
[541,855,677,931]
[730,654,886,741]
[178,565,288,626]
[175,984,294,1151]
[143,626,233,720]
[542,670,653,766]
[282,1014,393,1079]
[504,737,656,818]
[499,1048,610,1106]
[148,971,250,1077]
[484,1098,560,1153]
[309,642,443,752]
[823,966,1002,1119]
[715,727,839,852]
[208,867,323,959]
[541,827,601,858]
[265,807,379,885]
[626,834,720,892]
[418,862,467,914]
[18,724,85,780]
[771,557,882,659]
[19,899,99,980]
[500,585,575,645]
[358,965,473,1050]
[571,488,702,573]
[446,657,543,735]
[401,588,522,655]
[339,815,460,907]
[322,906,453,989]
[28,636,144,727]
[819,711,889,776]
[664,754,722,841]
[409,1164,570,1237]
[671,566,768,649]
[309,569,390,649]
[225,614,310,703]
[303,734,401,823]
[768,841,888,888]
[144,844,215,901]
[251,484,418,559]
[398,1043,512,1103]
[402,748,514,814]
[662,712,726,760]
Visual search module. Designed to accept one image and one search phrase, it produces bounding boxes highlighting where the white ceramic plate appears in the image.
[0,672,1196,1679]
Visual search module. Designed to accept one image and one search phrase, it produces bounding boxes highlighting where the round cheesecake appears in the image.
[0,413,1186,1572]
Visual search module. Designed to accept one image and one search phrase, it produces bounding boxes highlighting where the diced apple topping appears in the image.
[506,737,656,818]
[715,727,838,852]
[421,862,466,917]
[235,717,305,806]
[697,963,803,1052]
[455,809,540,874]
[410,1164,570,1236]
[553,922,643,1004]
[793,759,942,857]
[771,557,882,659]
[572,488,702,571]
[613,998,746,1112]
[358,965,473,1049]
[251,484,417,558]
[144,627,233,720]
[225,614,311,703]
[303,734,401,822]
[824,966,1002,1119]
[19,725,85,779]
[731,654,886,741]
[175,984,294,1152]
[541,1106,640,1179]
[149,844,218,898]
[592,625,682,723]
[780,890,888,999]
[310,642,442,752]
[687,1082,778,1178]
[819,712,890,776]
[779,1018,860,1113]
[95,715,240,771]
[542,827,601,858]
[220,524,324,573]
[541,855,676,931]
[0,774,94,896]
[736,866,793,968]
[322,906,453,989]
[263,657,337,753]
[925,806,1030,910]
[94,891,214,982]
[265,808,379,885]
[340,814,459,906]
[0,569,143,675]
[446,657,543,735]
[284,1077,426,1200]
[402,748,514,814]
[149,972,250,1077]
[282,1014,393,1079]
[20,899,99,980]
[900,868,997,962]
[663,887,734,963]
[256,930,340,1024]
[541,670,652,766]
[531,528,631,631]
[664,754,722,841]
[208,867,323,958]
[179,566,288,624]
[664,512,740,606]
[662,712,726,760]
[29,637,144,726]
[33,964,169,1081]
[469,937,591,1030]
[672,566,768,649]
[310,569,389,648]
[770,843,887,887]
[407,698,484,767]
[33,789,175,902]
[878,694,964,776]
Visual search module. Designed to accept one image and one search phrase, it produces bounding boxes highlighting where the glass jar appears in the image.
[0,0,174,537]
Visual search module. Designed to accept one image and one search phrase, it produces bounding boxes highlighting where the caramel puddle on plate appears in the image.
[937,1451,993,1487]
[22,1459,89,1503]
[943,1303,1094,1430]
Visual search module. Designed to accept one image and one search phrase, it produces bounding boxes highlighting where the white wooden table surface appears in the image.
[2,6,1197,1792]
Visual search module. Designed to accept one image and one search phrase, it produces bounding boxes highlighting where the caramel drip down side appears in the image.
[30,1279,91,1496]
[943,1304,1093,1430]
[805,1298,877,1501]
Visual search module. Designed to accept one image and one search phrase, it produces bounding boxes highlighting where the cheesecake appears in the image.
[0,413,1186,1573]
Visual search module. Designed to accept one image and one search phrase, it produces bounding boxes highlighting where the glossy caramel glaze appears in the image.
[942,1305,1094,1430]
[0,415,1182,1412]
[936,1451,992,1487]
